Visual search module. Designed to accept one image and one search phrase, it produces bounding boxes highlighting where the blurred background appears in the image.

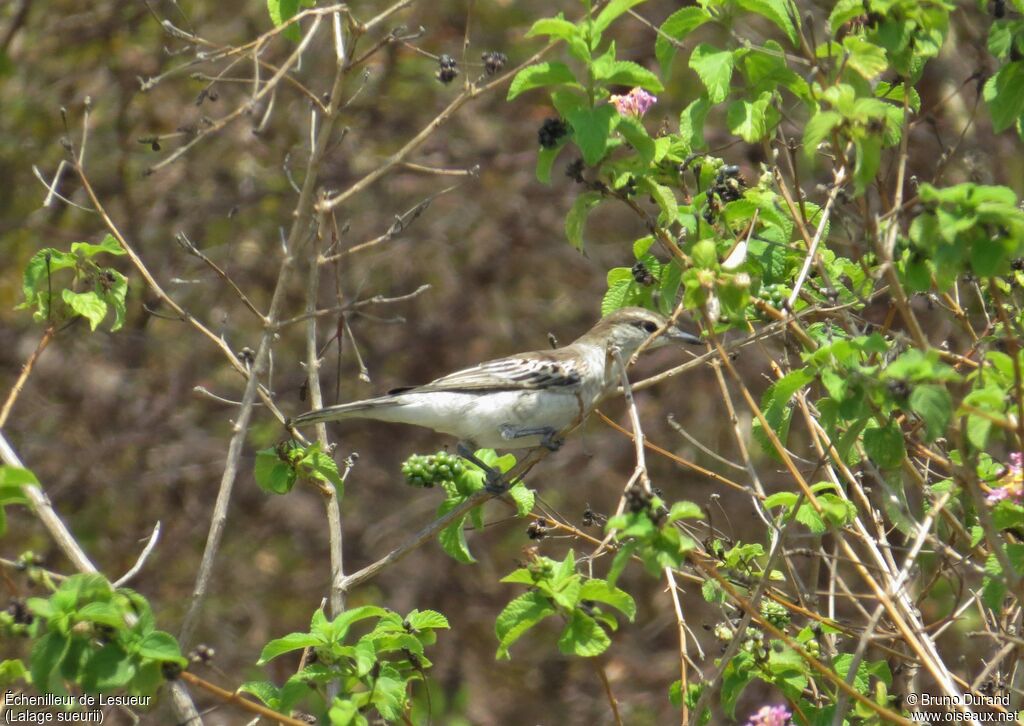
[2,0,1022,723]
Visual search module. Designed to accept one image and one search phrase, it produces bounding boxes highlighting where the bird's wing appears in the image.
[404,351,584,393]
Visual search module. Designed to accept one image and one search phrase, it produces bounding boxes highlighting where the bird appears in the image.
[293,307,702,487]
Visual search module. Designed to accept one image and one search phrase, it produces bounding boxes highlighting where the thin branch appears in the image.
[113,521,162,588]
[0,431,98,574]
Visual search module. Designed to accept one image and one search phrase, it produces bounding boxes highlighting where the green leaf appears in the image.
[640,178,678,224]
[853,135,882,195]
[254,447,297,495]
[267,0,301,42]
[909,384,952,442]
[405,610,450,631]
[137,630,185,663]
[656,8,712,72]
[257,632,321,665]
[86,643,136,690]
[76,602,126,630]
[843,36,888,79]
[578,580,637,620]
[679,96,712,150]
[602,279,632,315]
[98,268,128,332]
[668,500,704,522]
[439,513,476,563]
[558,610,611,657]
[689,44,734,103]
[238,680,281,708]
[803,110,841,158]
[984,61,1024,133]
[565,104,620,165]
[495,591,556,659]
[70,235,125,258]
[595,60,664,93]
[525,16,589,60]
[617,115,656,163]
[507,62,579,101]
[30,632,70,695]
[565,191,603,251]
[726,94,770,142]
[863,423,906,469]
[535,143,564,184]
[507,483,535,516]
[736,0,799,45]
[62,290,108,331]
[594,0,648,34]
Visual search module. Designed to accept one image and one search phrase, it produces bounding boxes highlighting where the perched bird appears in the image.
[293,307,701,486]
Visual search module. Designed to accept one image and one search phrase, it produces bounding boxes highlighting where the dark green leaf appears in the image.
[863,423,906,469]
[565,191,603,251]
[656,8,712,72]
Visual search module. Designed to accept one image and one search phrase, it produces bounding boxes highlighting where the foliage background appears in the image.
[1,0,1021,723]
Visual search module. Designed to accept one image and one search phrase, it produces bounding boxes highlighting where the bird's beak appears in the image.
[665,326,703,346]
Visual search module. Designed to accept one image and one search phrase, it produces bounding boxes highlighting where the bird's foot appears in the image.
[499,424,564,452]
[456,442,508,494]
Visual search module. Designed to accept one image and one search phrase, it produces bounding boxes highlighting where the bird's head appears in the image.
[578,307,703,358]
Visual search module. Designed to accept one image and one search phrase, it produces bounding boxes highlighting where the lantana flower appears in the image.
[746,704,793,726]
[987,452,1024,505]
[610,87,657,117]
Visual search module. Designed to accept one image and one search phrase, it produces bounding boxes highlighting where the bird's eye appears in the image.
[640,320,658,333]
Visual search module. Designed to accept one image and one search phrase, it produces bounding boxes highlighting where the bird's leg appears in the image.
[456,441,507,493]
[499,424,564,452]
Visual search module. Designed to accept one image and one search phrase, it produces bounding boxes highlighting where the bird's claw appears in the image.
[484,470,509,494]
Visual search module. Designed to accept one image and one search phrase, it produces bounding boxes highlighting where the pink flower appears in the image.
[987,453,1024,505]
[610,87,657,117]
[746,704,793,726]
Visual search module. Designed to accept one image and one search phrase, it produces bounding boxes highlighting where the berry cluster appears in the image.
[401,451,465,489]
[631,261,655,285]
[703,164,746,223]
[481,51,507,75]
[758,282,790,309]
[625,484,668,525]
[437,54,458,84]
[760,599,791,629]
[537,117,569,149]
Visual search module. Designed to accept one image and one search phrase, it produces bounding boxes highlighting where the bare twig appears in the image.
[0,431,97,574]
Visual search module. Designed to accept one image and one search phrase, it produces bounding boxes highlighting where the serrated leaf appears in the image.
[736,0,799,45]
[507,62,578,101]
[984,61,1024,133]
[578,580,636,620]
[507,483,535,516]
[557,610,611,657]
[689,44,734,103]
[439,514,476,563]
[495,591,555,659]
[257,632,321,664]
[803,110,841,158]
[595,60,664,93]
[594,0,648,33]
[254,448,297,495]
[565,104,619,165]
[640,178,678,223]
[726,96,769,142]
[62,290,108,331]
[656,8,712,72]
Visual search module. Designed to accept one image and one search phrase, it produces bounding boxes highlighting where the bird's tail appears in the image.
[292,395,405,427]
